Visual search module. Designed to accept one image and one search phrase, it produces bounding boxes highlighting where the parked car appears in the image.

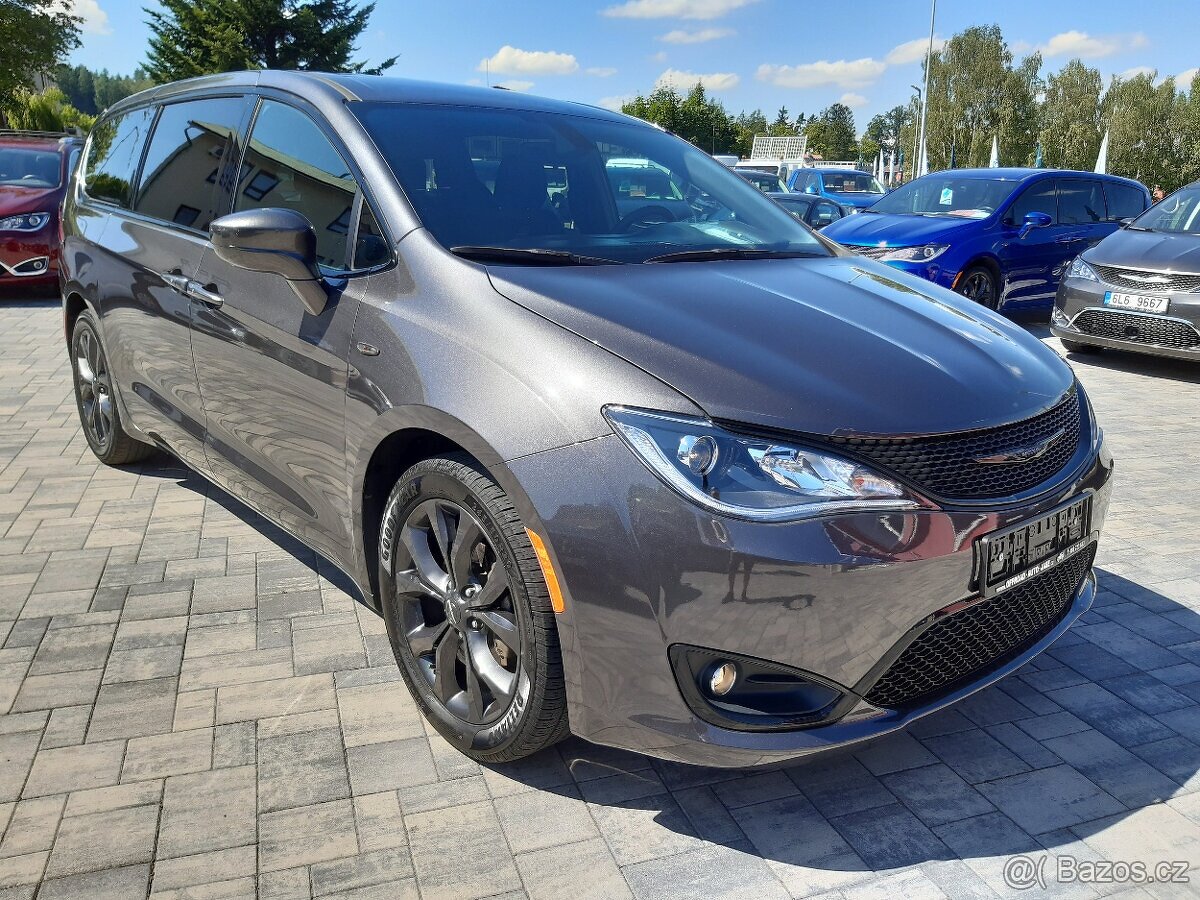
[823,168,1150,312]
[1,130,83,291]
[770,193,854,229]
[711,154,739,167]
[734,168,788,194]
[787,168,886,210]
[61,73,1112,768]
[1053,181,1200,361]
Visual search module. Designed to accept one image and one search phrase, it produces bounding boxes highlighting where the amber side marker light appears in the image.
[525,527,565,614]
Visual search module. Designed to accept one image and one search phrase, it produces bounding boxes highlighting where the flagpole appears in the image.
[917,0,936,176]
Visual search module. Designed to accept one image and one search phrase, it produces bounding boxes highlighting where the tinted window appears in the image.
[1056,179,1106,224]
[774,197,812,221]
[1007,180,1057,225]
[135,97,250,231]
[1130,184,1200,234]
[871,176,1015,218]
[353,202,390,269]
[0,147,62,188]
[236,100,356,271]
[1104,181,1147,220]
[84,106,154,207]
[810,200,842,226]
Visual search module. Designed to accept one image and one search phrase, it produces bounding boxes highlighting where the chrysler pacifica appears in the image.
[60,73,1112,766]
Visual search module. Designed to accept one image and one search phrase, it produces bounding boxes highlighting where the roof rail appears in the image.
[0,128,83,139]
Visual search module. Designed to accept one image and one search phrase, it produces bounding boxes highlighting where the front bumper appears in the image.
[1053,277,1200,361]
[847,252,959,292]
[511,432,1113,767]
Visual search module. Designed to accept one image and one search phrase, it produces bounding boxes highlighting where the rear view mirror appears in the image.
[210,208,329,315]
[1018,211,1052,239]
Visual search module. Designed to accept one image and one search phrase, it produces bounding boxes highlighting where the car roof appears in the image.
[0,132,79,151]
[811,168,872,176]
[919,167,1142,186]
[107,70,636,126]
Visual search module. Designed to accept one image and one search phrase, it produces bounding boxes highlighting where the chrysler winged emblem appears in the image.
[974,427,1067,465]
[1123,272,1170,284]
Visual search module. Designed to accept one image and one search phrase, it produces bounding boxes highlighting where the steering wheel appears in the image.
[617,205,675,232]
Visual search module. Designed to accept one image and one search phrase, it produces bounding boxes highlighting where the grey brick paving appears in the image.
[2,298,1200,897]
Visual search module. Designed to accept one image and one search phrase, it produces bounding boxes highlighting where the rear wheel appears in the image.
[70,311,154,465]
[956,265,999,310]
[379,454,568,762]
[1060,338,1101,354]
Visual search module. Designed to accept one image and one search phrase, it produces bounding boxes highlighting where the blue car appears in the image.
[787,168,887,210]
[822,168,1151,311]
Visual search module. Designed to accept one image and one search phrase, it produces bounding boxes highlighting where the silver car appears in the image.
[1053,182,1200,361]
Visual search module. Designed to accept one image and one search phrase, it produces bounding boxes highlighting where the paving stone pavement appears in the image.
[2,297,1200,899]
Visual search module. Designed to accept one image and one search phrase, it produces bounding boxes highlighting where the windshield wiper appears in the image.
[643,247,826,264]
[1123,224,1156,232]
[450,246,619,266]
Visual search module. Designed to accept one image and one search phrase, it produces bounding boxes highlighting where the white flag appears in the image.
[1094,129,1109,174]
[989,135,999,168]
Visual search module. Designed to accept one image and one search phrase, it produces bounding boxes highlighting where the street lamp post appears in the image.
[910,85,922,181]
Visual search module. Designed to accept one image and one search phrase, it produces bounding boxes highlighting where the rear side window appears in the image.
[235,100,357,271]
[84,107,155,208]
[135,96,251,231]
[1104,181,1147,220]
[1056,179,1106,224]
[1007,180,1057,224]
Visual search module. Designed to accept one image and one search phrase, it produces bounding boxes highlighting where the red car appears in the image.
[0,131,83,292]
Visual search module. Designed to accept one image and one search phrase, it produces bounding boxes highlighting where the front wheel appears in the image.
[956,265,999,310]
[379,455,568,762]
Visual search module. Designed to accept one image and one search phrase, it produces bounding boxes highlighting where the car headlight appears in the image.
[605,406,919,522]
[0,212,52,232]
[1067,256,1099,282]
[879,244,948,262]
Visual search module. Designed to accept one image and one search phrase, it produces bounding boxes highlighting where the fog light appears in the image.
[1052,308,1070,327]
[708,662,737,696]
[677,434,718,475]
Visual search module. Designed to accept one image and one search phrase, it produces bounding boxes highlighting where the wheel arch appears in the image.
[955,253,1004,293]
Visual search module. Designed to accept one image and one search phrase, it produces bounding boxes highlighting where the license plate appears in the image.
[974,495,1092,598]
[1104,291,1169,313]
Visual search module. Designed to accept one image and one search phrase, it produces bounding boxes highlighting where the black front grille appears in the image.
[1093,264,1200,293]
[1073,308,1200,349]
[827,391,1081,500]
[864,547,1094,710]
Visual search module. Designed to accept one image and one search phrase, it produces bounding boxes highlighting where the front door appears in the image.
[998,179,1063,304]
[190,98,371,563]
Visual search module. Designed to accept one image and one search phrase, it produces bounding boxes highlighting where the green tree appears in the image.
[804,103,857,159]
[55,65,154,115]
[1038,60,1103,171]
[622,83,738,155]
[0,0,81,120]
[733,108,768,157]
[768,106,794,136]
[1102,71,1185,191]
[144,0,396,83]
[4,87,94,132]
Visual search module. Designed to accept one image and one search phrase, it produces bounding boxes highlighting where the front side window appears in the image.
[1056,179,1106,225]
[236,100,357,270]
[84,106,155,208]
[1007,180,1058,225]
[1130,185,1200,234]
[135,96,251,231]
[354,102,825,264]
[1105,181,1147,220]
[0,146,63,188]
[870,176,1016,219]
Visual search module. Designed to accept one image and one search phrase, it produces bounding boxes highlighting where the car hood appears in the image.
[828,192,885,209]
[0,185,59,217]
[488,257,1073,438]
[823,212,980,247]
[1086,227,1200,273]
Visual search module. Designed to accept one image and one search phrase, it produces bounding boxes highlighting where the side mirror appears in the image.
[1018,211,1053,239]
[210,208,328,315]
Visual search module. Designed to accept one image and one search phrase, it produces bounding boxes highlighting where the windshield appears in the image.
[1131,185,1200,234]
[821,172,884,194]
[0,146,62,188]
[736,170,787,194]
[869,176,1016,218]
[354,102,826,264]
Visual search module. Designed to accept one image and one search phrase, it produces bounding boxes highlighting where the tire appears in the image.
[1060,338,1101,354]
[956,264,1000,310]
[70,311,155,466]
[378,454,568,762]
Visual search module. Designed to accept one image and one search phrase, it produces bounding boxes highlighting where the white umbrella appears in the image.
[988,135,999,168]
[1094,129,1109,174]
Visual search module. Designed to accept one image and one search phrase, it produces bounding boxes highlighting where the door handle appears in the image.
[1054,236,1079,244]
[185,281,223,308]
[160,272,190,293]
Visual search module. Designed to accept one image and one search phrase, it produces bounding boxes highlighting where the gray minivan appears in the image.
[61,71,1113,767]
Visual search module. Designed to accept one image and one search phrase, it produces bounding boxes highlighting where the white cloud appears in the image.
[478,46,578,76]
[885,35,945,66]
[586,67,618,77]
[598,95,634,111]
[839,92,868,109]
[659,27,734,44]
[58,0,110,35]
[497,80,535,92]
[602,0,756,20]
[1118,66,1155,80]
[656,68,740,91]
[1038,30,1148,59]
[756,58,886,90]
[650,50,669,62]
[1176,67,1198,86]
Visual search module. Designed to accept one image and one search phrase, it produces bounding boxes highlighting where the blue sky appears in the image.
[67,0,1198,132]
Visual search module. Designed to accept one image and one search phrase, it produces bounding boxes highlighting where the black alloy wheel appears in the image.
[957,265,999,310]
[70,311,154,465]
